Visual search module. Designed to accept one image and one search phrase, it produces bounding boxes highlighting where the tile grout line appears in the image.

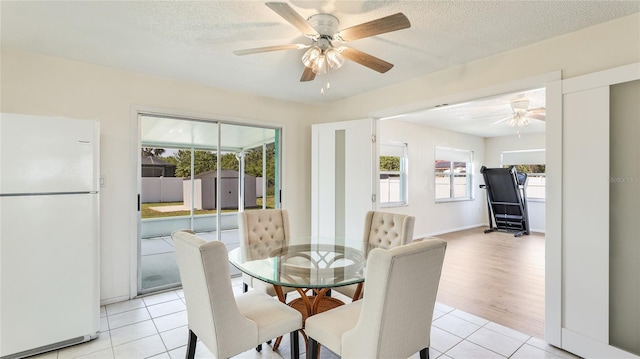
[142,297,170,359]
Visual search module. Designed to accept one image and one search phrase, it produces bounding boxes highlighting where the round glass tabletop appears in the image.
[229,238,379,289]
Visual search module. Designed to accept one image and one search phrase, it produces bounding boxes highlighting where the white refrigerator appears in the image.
[0,113,100,359]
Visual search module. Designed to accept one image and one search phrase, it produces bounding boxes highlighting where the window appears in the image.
[435,147,473,201]
[501,149,545,200]
[379,142,408,206]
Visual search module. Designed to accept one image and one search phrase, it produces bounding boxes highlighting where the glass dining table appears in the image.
[228,237,379,348]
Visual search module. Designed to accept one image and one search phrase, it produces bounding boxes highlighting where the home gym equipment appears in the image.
[479,166,530,237]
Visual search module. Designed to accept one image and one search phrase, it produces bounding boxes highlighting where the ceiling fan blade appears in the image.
[233,44,308,56]
[266,2,319,37]
[527,113,546,121]
[336,13,411,42]
[300,66,316,82]
[341,47,393,73]
[492,115,512,126]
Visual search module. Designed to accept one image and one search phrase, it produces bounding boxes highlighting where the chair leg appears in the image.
[419,347,429,359]
[186,330,197,359]
[307,338,319,359]
[290,330,299,359]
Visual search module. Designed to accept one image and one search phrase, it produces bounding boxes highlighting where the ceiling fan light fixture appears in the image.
[325,48,345,69]
[302,45,321,68]
[312,54,328,75]
[506,113,530,127]
[235,3,412,87]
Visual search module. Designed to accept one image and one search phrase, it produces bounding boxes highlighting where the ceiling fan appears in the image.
[496,99,546,127]
[234,2,411,83]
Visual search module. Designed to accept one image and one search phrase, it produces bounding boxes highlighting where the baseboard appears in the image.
[415,223,487,239]
[100,294,131,307]
[414,223,547,239]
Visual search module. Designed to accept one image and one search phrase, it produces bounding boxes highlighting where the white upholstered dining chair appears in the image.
[333,210,415,300]
[171,230,302,359]
[305,238,447,359]
[238,209,296,297]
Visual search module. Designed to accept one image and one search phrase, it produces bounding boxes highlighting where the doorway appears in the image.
[375,76,558,338]
[137,114,281,295]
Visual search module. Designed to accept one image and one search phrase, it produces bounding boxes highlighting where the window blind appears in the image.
[501,149,545,165]
[380,143,406,157]
[435,147,472,162]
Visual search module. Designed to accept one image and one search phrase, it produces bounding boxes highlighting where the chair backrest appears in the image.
[342,238,447,359]
[363,211,415,251]
[238,209,291,260]
[171,230,257,358]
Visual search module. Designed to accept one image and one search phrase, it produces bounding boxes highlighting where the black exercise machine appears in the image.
[479,166,530,237]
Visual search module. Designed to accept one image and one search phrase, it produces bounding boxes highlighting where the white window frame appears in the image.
[501,149,546,202]
[435,147,473,202]
[379,142,408,207]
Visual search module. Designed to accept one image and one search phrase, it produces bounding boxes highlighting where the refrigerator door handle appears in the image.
[0,191,96,197]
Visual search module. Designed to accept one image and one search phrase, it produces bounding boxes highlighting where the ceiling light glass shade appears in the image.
[302,46,321,68]
[325,48,345,69]
[506,113,530,127]
[312,55,327,75]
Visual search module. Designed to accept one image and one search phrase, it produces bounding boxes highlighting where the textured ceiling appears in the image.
[1,1,638,137]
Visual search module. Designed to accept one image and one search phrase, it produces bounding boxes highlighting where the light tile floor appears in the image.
[29,278,581,359]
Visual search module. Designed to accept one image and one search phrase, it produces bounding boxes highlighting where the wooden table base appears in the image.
[272,288,345,351]
[289,295,344,323]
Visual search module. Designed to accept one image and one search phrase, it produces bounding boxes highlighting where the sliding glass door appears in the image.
[138,115,280,294]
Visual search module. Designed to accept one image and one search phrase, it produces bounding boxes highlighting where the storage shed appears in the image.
[183,170,256,210]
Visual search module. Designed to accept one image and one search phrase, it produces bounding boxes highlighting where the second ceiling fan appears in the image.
[499,99,546,128]
[234,2,411,82]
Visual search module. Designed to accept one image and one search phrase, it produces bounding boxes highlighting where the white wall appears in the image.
[0,48,318,304]
[378,120,486,237]
[485,133,546,232]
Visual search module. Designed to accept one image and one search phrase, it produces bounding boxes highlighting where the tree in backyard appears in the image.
[380,155,400,171]
[244,144,276,195]
[220,153,239,171]
[514,164,546,174]
[171,150,240,177]
[173,150,215,177]
[141,148,166,157]
[167,145,276,195]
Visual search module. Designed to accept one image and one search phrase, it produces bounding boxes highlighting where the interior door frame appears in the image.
[311,118,378,240]
[555,62,640,358]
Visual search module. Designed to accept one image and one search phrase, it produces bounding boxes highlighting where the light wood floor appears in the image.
[434,227,545,338]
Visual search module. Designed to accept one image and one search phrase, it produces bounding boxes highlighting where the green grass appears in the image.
[256,196,275,209]
[141,202,215,218]
[142,197,275,219]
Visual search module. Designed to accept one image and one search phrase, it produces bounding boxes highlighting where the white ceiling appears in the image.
[1,1,638,137]
[140,114,277,151]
